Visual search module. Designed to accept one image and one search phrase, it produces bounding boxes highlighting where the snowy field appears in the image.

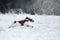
[0,14,60,40]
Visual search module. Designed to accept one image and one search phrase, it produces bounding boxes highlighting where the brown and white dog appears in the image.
[9,17,34,28]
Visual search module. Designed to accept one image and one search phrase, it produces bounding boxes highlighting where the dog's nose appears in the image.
[32,20,34,22]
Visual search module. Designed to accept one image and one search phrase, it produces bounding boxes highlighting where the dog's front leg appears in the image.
[9,23,16,28]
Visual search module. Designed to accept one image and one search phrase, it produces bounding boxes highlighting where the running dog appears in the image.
[9,17,34,28]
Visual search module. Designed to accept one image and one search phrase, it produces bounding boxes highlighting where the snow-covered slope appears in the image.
[0,14,60,40]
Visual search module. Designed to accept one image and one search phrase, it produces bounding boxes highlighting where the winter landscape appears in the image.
[0,13,60,40]
[0,0,60,40]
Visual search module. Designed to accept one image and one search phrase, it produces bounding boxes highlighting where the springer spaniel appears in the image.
[9,17,34,28]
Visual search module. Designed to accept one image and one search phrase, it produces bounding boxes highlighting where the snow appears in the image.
[0,14,60,40]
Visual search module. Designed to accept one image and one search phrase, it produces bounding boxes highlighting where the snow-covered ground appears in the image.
[0,14,60,40]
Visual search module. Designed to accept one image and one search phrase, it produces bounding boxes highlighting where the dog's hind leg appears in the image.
[26,25,34,28]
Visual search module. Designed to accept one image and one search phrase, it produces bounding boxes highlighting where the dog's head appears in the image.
[25,17,34,22]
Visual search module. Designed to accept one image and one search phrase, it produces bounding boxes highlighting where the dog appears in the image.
[9,17,34,28]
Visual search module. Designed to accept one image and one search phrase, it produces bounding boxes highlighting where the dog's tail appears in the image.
[8,21,17,28]
[14,21,17,23]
